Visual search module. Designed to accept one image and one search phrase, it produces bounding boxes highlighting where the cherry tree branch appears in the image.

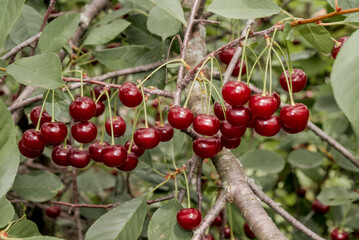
[0,33,41,60]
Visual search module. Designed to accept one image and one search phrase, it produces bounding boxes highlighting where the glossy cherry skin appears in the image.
[124,140,145,157]
[134,128,161,149]
[69,96,96,122]
[223,227,231,239]
[244,223,256,239]
[271,91,281,109]
[18,139,43,158]
[231,60,247,77]
[254,116,281,137]
[222,81,251,106]
[101,145,127,167]
[331,228,349,240]
[312,199,330,214]
[220,120,246,139]
[221,136,241,149]
[89,141,110,162]
[22,129,45,151]
[213,102,230,121]
[45,206,61,219]
[91,86,107,101]
[279,68,307,93]
[30,106,52,127]
[211,215,222,227]
[193,114,220,136]
[193,137,221,159]
[176,208,202,230]
[67,148,91,168]
[105,116,126,137]
[249,94,278,118]
[226,106,252,127]
[116,152,138,171]
[154,123,174,142]
[52,145,72,166]
[280,103,309,134]
[332,36,349,59]
[41,122,68,145]
[119,82,143,108]
[168,106,194,130]
[71,122,97,144]
[94,101,105,117]
[202,234,214,240]
[219,47,235,64]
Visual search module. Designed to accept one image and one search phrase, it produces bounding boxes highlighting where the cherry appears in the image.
[67,148,91,168]
[221,136,241,149]
[45,206,61,219]
[279,68,307,93]
[91,86,107,101]
[253,115,281,137]
[280,103,309,134]
[203,234,214,240]
[213,102,229,121]
[105,116,126,137]
[249,94,278,118]
[214,136,223,152]
[101,145,127,167]
[168,106,194,130]
[211,215,222,227]
[30,106,52,127]
[116,152,138,171]
[71,122,97,144]
[124,140,145,157]
[40,122,68,145]
[231,60,247,77]
[22,129,45,151]
[18,139,43,158]
[296,188,306,198]
[176,208,202,230]
[222,81,251,106]
[226,105,252,127]
[220,120,246,139]
[89,141,110,162]
[52,145,72,166]
[331,228,349,240]
[270,91,281,109]
[134,128,161,149]
[154,123,174,142]
[332,36,349,59]
[94,101,105,117]
[193,137,221,159]
[223,227,231,239]
[193,114,220,136]
[219,47,235,64]
[244,223,256,239]
[119,82,143,108]
[69,96,96,122]
[113,2,122,10]
[312,199,330,214]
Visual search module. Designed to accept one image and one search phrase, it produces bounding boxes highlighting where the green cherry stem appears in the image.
[262,28,277,95]
[246,46,264,81]
[182,169,191,208]
[100,107,108,145]
[63,84,74,101]
[113,91,118,117]
[202,77,227,119]
[95,91,105,104]
[147,178,170,195]
[273,41,294,92]
[247,46,268,85]
[206,58,214,115]
[80,69,84,97]
[228,204,235,240]
[237,29,251,82]
[128,106,143,153]
[157,97,164,126]
[51,89,55,122]
[140,86,149,128]
[35,90,51,131]
[269,47,273,94]
[284,40,294,74]
[212,57,224,87]
[105,90,115,145]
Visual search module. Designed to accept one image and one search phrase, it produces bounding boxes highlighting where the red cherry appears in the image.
[71,122,97,143]
[202,234,214,240]
[193,137,221,159]
[45,206,61,219]
[22,129,45,151]
[176,208,202,230]
[231,60,247,77]
[116,152,138,171]
[94,101,105,117]
[226,105,252,127]
[89,141,110,162]
[213,102,229,121]
[312,199,330,214]
[18,139,43,158]
[279,103,309,134]
[331,228,349,240]
[69,96,96,122]
[67,148,91,168]
[193,114,220,136]
[134,128,161,149]
[220,136,241,149]
[270,91,281,109]
[279,68,307,93]
[249,94,278,118]
[124,140,145,157]
[168,106,194,130]
[30,106,52,127]
[101,145,127,167]
[91,86,107,101]
[220,120,246,139]
[244,223,256,239]
[52,145,72,166]
[211,215,222,227]
[219,47,235,64]
[154,123,174,142]
[222,81,251,106]
[119,82,143,108]
[113,2,122,10]
[105,116,126,137]
[214,136,223,152]
[332,36,349,59]
[223,227,231,239]
[253,115,281,137]
[40,122,68,145]
[296,188,306,198]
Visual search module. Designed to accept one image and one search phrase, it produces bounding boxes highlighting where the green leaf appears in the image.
[83,19,130,46]
[94,8,132,26]
[0,196,15,228]
[77,168,116,193]
[152,0,187,26]
[12,171,64,202]
[208,0,281,19]
[0,100,20,198]
[332,150,359,173]
[240,149,285,173]
[344,13,359,24]
[85,196,147,240]
[288,149,324,169]
[7,53,63,89]
[124,14,161,46]
[323,113,349,137]
[327,0,357,13]
[158,130,186,159]
[317,186,359,206]
[39,13,80,53]
[296,23,334,53]
[8,219,41,238]
[0,60,8,77]
[44,89,72,123]
[147,200,192,240]
[0,0,24,49]
[283,23,294,41]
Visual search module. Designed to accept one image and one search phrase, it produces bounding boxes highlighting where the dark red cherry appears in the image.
[279,68,307,93]
[249,94,278,118]
[45,206,61,219]
[220,120,246,139]
[231,60,247,77]
[244,223,256,239]
[94,101,105,117]
[154,123,174,142]
[91,86,107,101]
[223,227,231,239]
[134,128,161,149]
[331,228,349,240]
[176,208,202,230]
[30,106,52,127]
[193,137,221,159]
[18,139,43,158]
[101,145,127,167]
[105,116,126,137]
[119,82,143,108]
[253,115,281,137]
[211,215,222,227]
[221,136,241,149]
[270,91,281,109]
[22,129,45,151]
[202,234,214,240]
[279,103,309,134]
[67,148,91,168]
[226,105,252,127]
[332,36,349,59]
[116,152,138,171]
[193,114,220,136]
[222,81,251,106]
[124,140,145,157]
[41,122,68,145]
[312,199,330,214]
[296,188,306,198]
[69,96,96,122]
[52,144,72,166]
[71,122,97,144]
[168,106,194,130]
[219,47,235,64]
[214,136,223,152]
[113,2,122,10]
[213,102,229,121]
[89,141,110,162]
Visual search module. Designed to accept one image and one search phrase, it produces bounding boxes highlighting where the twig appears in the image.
[72,168,84,240]
[0,33,41,60]
[147,193,175,204]
[194,19,220,25]
[177,155,200,203]
[8,95,43,113]
[50,201,120,209]
[196,159,203,213]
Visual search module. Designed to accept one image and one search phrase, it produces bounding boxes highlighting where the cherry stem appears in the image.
[147,178,170,196]
[128,106,143,153]
[100,107,108,145]
[281,9,298,23]
[157,97,163,126]
[105,90,115,145]
[199,81,205,114]
[269,47,273,94]
[263,29,277,95]
[284,40,294,74]
[247,46,268,85]
[202,78,227,119]
[51,89,55,122]
[206,58,214,115]
[35,90,51,131]
[2,214,26,233]
[339,204,351,229]
[140,86,149,128]
[246,46,264,83]
[80,69,84,97]
[212,57,224,87]
[63,136,68,149]
[202,80,208,114]
[228,204,235,240]
[79,143,84,150]
[174,176,178,199]
[63,84,74,101]
[237,29,251,82]
[95,91,104,104]
[182,169,191,208]
[113,91,117,117]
